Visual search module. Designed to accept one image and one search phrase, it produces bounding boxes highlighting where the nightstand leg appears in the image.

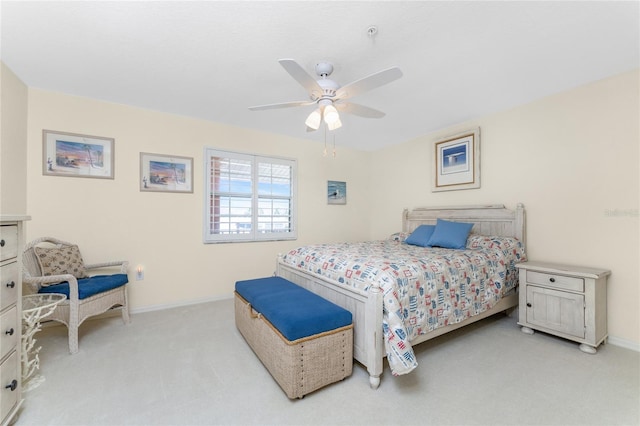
[520,326,534,335]
[579,343,597,354]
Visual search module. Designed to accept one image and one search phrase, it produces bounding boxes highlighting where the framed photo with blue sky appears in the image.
[140,152,193,193]
[43,130,114,179]
[432,128,480,192]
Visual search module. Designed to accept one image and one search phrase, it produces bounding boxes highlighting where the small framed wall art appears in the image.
[140,152,193,193]
[43,130,114,179]
[327,180,346,205]
[432,128,480,192]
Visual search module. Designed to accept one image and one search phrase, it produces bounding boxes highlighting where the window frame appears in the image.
[203,147,297,243]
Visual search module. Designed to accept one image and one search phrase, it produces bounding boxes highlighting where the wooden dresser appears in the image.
[0,215,29,426]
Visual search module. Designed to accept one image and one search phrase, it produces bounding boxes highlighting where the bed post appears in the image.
[276,253,283,275]
[515,203,526,246]
[401,208,410,233]
[365,282,384,389]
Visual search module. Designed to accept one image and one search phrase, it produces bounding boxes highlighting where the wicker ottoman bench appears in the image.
[234,276,353,399]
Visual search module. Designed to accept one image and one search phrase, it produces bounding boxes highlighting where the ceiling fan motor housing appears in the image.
[315,62,334,77]
[311,62,339,101]
[316,78,340,98]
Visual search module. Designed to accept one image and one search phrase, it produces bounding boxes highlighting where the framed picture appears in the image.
[140,152,193,193]
[327,180,346,205]
[43,130,114,179]
[432,128,480,192]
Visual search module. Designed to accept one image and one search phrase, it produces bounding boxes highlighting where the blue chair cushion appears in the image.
[235,277,352,341]
[38,274,128,300]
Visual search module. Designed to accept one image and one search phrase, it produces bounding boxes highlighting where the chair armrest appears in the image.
[23,273,80,301]
[23,273,76,287]
[84,260,129,274]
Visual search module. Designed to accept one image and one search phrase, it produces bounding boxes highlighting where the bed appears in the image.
[276,204,526,388]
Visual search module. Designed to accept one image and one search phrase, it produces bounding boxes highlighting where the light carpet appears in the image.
[15,297,640,426]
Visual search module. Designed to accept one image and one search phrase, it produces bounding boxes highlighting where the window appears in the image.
[203,148,297,243]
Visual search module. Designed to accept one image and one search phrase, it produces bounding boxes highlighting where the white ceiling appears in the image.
[1,1,638,151]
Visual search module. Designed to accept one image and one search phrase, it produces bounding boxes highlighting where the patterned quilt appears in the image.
[281,234,526,376]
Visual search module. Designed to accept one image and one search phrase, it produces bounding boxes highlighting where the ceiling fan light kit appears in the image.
[326,116,342,131]
[304,109,322,130]
[249,58,402,133]
[323,104,340,125]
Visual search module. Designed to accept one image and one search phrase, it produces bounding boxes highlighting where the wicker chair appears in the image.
[22,237,130,354]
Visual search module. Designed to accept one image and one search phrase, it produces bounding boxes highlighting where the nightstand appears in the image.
[516,261,610,354]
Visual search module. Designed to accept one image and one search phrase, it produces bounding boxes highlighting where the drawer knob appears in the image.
[0,239,4,247]
[549,277,556,283]
[5,380,17,392]
[5,281,15,289]
[526,303,532,308]
[5,328,14,336]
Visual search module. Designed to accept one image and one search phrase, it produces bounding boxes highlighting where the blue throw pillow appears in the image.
[427,219,474,249]
[405,225,436,247]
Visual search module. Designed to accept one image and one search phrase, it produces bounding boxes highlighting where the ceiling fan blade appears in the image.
[278,59,323,98]
[336,102,386,118]
[335,66,403,100]
[248,100,315,111]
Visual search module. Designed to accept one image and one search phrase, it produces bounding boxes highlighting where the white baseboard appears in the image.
[41,293,235,327]
[129,293,234,315]
[607,335,640,352]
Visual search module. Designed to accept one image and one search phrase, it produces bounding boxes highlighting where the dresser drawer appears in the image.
[0,307,17,361]
[0,350,19,422]
[527,270,584,292]
[0,226,18,263]
[0,262,18,312]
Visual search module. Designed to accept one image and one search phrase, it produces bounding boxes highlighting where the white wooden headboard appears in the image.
[402,203,526,245]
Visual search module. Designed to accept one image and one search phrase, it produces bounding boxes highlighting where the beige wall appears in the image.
[19,67,640,348]
[0,63,28,214]
[26,90,371,309]
[370,69,640,347]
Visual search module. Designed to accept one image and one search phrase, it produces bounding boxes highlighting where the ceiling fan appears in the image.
[249,59,403,131]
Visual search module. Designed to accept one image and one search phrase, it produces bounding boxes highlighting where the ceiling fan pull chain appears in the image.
[323,126,328,157]
[333,134,337,158]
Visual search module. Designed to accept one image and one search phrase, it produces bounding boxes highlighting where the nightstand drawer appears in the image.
[527,271,584,292]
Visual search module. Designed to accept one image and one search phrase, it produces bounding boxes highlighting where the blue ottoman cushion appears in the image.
[235,276,302,306]
[235,277,352,341]
[39,274,128,300]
